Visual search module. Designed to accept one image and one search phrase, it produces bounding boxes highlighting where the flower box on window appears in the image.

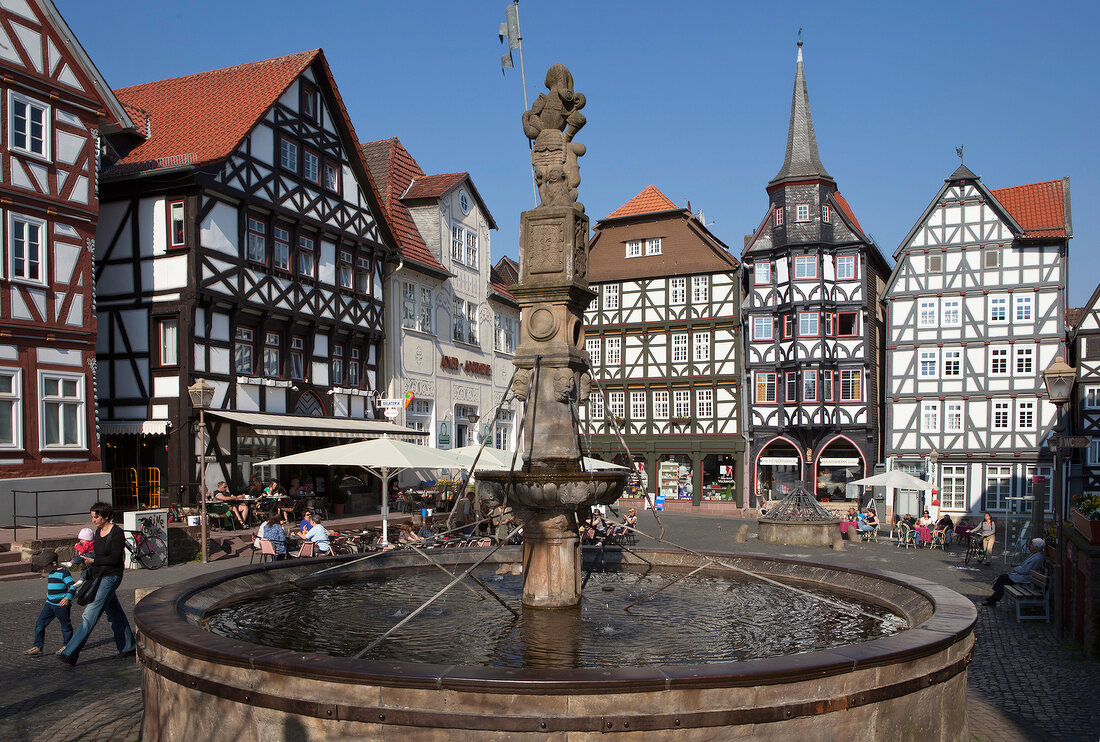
[1072,508,1100,545]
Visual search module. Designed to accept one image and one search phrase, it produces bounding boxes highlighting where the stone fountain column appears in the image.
[478,64,628,609]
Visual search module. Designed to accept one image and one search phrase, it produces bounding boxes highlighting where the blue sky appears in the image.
[61,0,1099,305]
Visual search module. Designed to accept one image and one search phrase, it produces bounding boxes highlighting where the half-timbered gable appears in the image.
[741,42,890,507]
[362,137,513,458]
[582,184,744,508]
[0,0,135,496]
[95,50,406,495]
[1071,293,1100,496]
[884,166,1071,518]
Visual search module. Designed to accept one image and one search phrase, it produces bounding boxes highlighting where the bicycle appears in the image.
[125,516,168,569]
[964,532,986,566]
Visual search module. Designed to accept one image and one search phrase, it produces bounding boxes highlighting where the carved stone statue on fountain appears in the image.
[477,64,628,609]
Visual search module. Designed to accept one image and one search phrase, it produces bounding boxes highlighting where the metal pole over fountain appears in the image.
[478,64,628,609]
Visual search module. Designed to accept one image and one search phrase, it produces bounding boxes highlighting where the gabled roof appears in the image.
[360,138,446,275]
[489,256,518,306]
[832,192,864,235]
[603,185,680,221]
[109,50,318,176]
[770,41,832,187]
[400,170,498,230]
[990,178,1071,239]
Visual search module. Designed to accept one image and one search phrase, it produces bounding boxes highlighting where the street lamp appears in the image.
[1042,355,1077,635]
[187,379,215,564]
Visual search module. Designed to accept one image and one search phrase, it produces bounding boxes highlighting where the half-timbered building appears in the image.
[884,167,1071,520]
[1068,299,1097,499]
[361,137,517,456]
[95,51,411,498]
[582,185,744,508]
[0,0,135,507]
[742,42,890,506]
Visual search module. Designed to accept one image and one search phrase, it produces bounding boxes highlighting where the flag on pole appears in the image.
[499,3,521,72]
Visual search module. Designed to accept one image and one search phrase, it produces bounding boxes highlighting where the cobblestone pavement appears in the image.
[1,512,1097,741]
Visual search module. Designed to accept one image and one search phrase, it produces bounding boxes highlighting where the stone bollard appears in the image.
[733,524,749,543]
[831,533,845,551]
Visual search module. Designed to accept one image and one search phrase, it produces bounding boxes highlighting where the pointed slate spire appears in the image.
[770,40,833,186]
[945,163,979,182]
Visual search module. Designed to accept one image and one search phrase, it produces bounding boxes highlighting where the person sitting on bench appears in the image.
[982,538,1045,606]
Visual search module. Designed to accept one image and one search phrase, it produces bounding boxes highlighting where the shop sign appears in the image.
[464,360,492,377]
[717,464,735,485]
[383,408,400,419]
[440,355,460,370]
[761,456,799,466]
[439,421,451,446]
[819,457,860,467]
[378,399,404,408]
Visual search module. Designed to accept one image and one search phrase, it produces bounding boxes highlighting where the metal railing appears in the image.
[9,486,116,541]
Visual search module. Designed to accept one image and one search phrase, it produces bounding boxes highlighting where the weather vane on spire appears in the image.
[798,26,803,46]
[956,144,964,164]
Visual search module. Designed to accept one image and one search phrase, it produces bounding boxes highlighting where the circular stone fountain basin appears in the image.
[136,547,975,740]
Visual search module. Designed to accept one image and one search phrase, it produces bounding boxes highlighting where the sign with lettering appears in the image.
[378,399,404,408]
[383,408,400,419]
[440,355,459,371]
[439,422,451,446]
[464,360,492,377]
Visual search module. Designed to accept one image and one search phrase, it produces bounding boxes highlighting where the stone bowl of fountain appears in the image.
[758,484,845,546]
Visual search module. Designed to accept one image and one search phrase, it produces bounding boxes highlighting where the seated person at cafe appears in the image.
[936,513,954,546]
[302,512,331,553]
[299,510,313,535]
[245,477,262,499]
[397,523,423,544]
[287,478,301,499]
[213,481,249,528]
[260,510,287,558]
[857,509,879,533]
[917,510,934,528]
[264,479,287,499]
[416,518,437,540]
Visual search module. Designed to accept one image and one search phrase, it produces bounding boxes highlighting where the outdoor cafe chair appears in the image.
[292,540,316,559]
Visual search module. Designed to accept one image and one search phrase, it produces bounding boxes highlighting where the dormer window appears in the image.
[626,240,642,258]
[645,238,661,255]
[774,208,784,226]
[795,204,810,222]
[821,205,831,223]
[300,83,318,122]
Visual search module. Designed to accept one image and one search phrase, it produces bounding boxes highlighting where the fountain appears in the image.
[758,483,844,546]
[134,65,976,740]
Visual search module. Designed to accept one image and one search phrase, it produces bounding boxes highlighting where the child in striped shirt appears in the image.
[25,550,74,656]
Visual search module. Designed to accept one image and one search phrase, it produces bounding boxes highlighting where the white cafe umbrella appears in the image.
[583,457,629,471]
[849,469,935,518]
[261,436,463,544]
[449,445,515,471]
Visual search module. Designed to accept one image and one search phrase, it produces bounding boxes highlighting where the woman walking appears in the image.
[58,502,136,665]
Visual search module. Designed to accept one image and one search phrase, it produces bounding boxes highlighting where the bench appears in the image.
[1003,570,1049,623]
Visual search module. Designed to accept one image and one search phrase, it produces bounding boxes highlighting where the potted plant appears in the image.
[1072,493,1100,544]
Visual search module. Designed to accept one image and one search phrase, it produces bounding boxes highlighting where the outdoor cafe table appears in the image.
[915,525,932,544]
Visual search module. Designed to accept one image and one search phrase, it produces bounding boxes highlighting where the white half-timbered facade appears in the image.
[884,166,1071,519]
[96,51,405,496]
[1071,291,1100,498]
[742,43,890,506]
[361,138,516,460]
[582,185,744,507]
[0,0,135,493]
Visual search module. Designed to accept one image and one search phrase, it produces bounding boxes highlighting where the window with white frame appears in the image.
[921,401,940,432]
[645,238,662,255]
[823,370,834,401]
[407,398,433,435]
[324,162,340,192]
[823,313,833,336]
[673,389,690,417]
[754,262,771,284]
[1015,346,1034,375]
[941,299,961,327]
[585,337,601,365]
[290,336,305,380]
[799,311,819,336]
[605,336,621,364]
[246,217,266,263]
[626,240,641,258]
[356,256,372,295]
[1017,400,1035,430]
[784,314,794,338]
[158,320,178,366]
[984,465,1012,510]
[822,205,831,223]
[1085,386,1100,410]
[234,327,254,374]
[1025,465,1054,512]
[263,332,280,377]
[919,349,937,378]
[348,347,360,388]
[494,313,516,354]
[836,254,855,280]
[696,388,713,417]
[0,370,21,447]
[670,278,686,305]
[692,275,708,303]
[630,391,646,420]
[693,331,710,361]
[941,465,967,510]
[303,149,320,184]
[589,392,604,422]
[653,390,669,419]
[169,201,185,247]
[452,297,479,345]
[331,345,343,386]
[755,372,777,403]
[918,299,937,328]
[337,250,353,289]
[10,92,49,159]
[785,373,797,403]
[273,226,290,271]
[10,214,45,283]
[839,369,862,402]
[451,225,464,263]
[401,282,433,334]
[41,374,83,448]
[803,369,818,401]
[992,400,1010,430]
[297,234,315,277]
[1014,295,1033,322]
[774,207,784,226]
[989,295,1008,323]
[946,401,963,432]
[603,284,619,310]
[752,316,773,340]
[942,349,961,377]
[990,346,1009,376]
[608,391,625,418]
[1089,440,1100,466]
[671,334,688,363]
[279,137,298,171]
[794,255,816,279]
[795,204,810,222]
[465,228,478,268]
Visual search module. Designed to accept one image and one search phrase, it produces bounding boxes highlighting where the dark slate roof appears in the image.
[769,42,832,187]
[945,163,979,182]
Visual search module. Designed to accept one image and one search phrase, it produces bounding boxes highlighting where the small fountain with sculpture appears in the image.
[134,64,977,741]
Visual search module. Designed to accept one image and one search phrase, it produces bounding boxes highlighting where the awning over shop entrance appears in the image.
[101,420,171,435]
[206,410,427,440]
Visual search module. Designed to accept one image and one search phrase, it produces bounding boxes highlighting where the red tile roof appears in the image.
[489,257,517,303]
[360,138,445,273]
[403,172,467,200]
[121,103,150,138]
[832,191,864,233]
[604,185,680,220]
[109,50,318,176]
[990,179,1069,238]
